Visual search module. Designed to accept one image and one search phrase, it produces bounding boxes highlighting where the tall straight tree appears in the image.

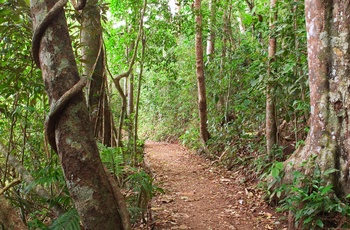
[266,0,277,156]
[194,0,210,143]
[276,0,350,199]
[206,0,216,61]
[30,0,124,228]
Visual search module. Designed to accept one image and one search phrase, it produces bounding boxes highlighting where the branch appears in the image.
[0,178,21,196]
[109,0,147,146]
[113,0,147,82]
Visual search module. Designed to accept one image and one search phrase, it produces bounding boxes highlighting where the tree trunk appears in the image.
[0,196,27,230]
[126,41,135,142]
[81,0,114,146]
[276,0,350,199]
[194,0,210,143]
[266,0,277,157]
[206,0,216,61]
[30,0,124,229]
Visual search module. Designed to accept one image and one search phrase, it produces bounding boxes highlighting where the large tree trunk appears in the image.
[194,0,210,143]
[30,0,124,229]
[277,0,350,199]
[266,0,277,157]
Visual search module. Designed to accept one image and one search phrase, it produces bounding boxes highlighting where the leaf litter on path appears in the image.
[136,141,287,230]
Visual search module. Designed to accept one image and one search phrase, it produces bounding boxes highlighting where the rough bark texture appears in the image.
[81,0,113,146]
[266,0,277,157]
[279,0,350,198]
[0,196,28,230]
[194,0,209,143]
[30,0,123,229]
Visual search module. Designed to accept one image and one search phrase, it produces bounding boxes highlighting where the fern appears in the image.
[98,144,125,176]
[49,209,80,230]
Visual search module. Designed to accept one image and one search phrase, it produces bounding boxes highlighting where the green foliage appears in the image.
[268,163,350,229]
[126,168,164,222]
[99,143,125,176]
[27,215,49,230]
[49,209,80,230]
[179,123,201,149]
[0,0,314,227]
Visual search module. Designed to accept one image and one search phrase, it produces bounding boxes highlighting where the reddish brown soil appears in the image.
[142,141,287,230]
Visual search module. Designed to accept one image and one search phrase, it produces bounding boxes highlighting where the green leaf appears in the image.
[324,168,338,176]
[275,162,284,170]
[303,216,313,224]
[320,184,333,195]
[49,209,80,230]
[316,219,324,228]
[271,168,279,178]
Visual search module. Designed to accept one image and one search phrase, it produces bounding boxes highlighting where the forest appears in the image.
[1,0,350,229]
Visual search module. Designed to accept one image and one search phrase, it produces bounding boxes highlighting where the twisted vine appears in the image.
[31,0,87,153]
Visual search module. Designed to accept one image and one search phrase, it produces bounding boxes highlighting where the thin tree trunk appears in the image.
[206,0,216,61]
[126,41,135,143]
[266,0,277,157]
[194,0,210,143]
[30,0,124,228]
[133,36,146,164]
[111,0,147,148]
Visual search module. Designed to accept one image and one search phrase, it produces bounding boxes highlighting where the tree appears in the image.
[275,0,350,199]
[194,0,210,144]
[206,0,216,61]
[109,0,147,148]
[81,0,114,146]
[30,0,125,228]
[266,0,277,156]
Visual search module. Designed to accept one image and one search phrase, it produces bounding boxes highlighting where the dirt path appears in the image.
[143,141,287,230]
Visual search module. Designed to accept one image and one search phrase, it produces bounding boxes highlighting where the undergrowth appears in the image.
[263,159,350,229]
[26,141,162,229]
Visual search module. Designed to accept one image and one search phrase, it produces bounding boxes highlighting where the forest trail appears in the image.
[143,141,287,230]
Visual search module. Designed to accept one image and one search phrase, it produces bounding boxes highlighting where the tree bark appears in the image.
[206,0,216,61]
[194,0,210,143]
[81,0,114,146]
[266,0,277,157]
[274,0,350,199]
[30,0,124,229]
[0,195,28,230]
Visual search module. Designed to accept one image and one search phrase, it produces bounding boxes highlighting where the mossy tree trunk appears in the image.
[30,0,124,228]
[279,0,350,198]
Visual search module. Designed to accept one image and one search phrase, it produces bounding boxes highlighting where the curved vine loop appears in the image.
[31,0,87,153]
